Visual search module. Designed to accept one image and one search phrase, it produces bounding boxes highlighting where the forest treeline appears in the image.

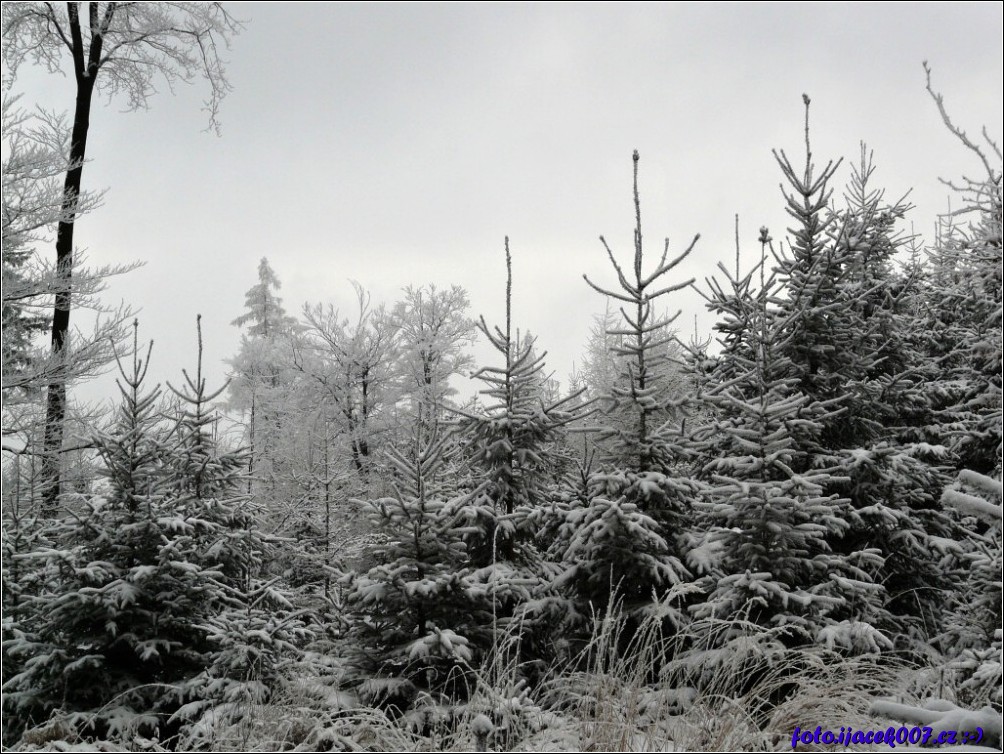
[2,82,1001,750]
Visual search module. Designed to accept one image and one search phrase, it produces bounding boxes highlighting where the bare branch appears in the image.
[924,61,996,180]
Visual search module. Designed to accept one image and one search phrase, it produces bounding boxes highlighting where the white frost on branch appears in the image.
[942,470,1003,527]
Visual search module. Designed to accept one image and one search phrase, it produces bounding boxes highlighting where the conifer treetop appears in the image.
[231,257,296,338]
[583,151,700,471]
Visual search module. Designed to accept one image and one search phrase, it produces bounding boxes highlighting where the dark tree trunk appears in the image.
[40,2,112,511]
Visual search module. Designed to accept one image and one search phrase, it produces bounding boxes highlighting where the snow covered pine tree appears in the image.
[2,319,306,747]
[448,238,590,676]
[550,152,700,634]
[769,97,957,649]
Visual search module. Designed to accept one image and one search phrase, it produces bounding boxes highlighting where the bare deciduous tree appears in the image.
[2,2,244,508]
[1,93,135,472]
[295,284,397,477]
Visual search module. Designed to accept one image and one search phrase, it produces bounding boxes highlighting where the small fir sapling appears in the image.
[762,96,952,647]
[167,317,310,742]
[2,318,306,746]
[689,234,876,649]
[340,436,475,708]
[551,152,701,629]
[447,238,591,675]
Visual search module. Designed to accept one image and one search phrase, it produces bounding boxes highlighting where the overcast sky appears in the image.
[9,2,1003,412]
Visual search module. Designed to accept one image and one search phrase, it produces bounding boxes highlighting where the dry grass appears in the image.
[535,594,911,753]
[11,600,942,752]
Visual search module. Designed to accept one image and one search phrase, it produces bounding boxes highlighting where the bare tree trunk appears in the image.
[41,78,95,510]
[41,3,110,511]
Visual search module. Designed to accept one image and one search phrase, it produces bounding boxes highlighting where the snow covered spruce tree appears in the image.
[576,304,690,464]
[688,238,892,653]
[912,65,1002,480]
[3,324,177,744]
[227,258,299,521]
[230,300,336,607]
[448,238,588,669]
[165,317,309,743]
[548,152,700,629]
[768,97,956,647]
[340,437,477,710]
[915,66,1002,708]
[2,319,305,747]
[830,147,958,638]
